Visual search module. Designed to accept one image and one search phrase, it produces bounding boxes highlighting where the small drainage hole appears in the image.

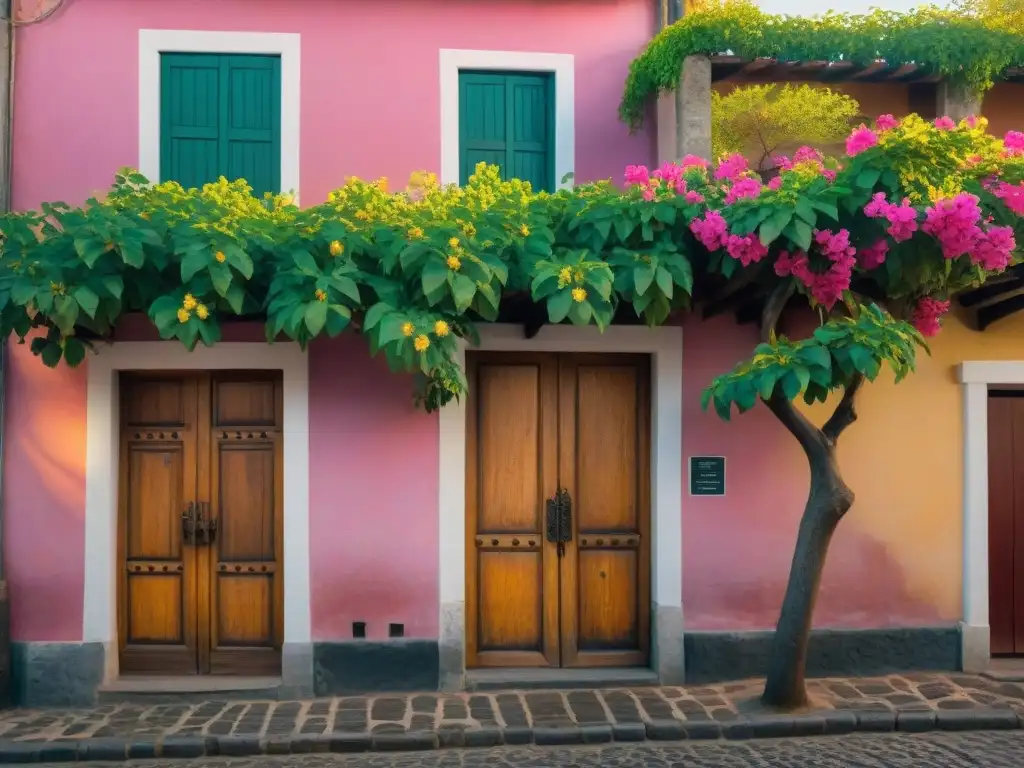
[388,623,404,638]
[352,621,366,639]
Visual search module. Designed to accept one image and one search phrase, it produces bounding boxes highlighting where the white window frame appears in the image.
[439,49,575,190]
[138,30,301,202]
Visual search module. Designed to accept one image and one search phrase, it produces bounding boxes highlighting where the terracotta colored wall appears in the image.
[11,0,654,210]
[982,83,1024,137]
[3,341,87,641]
[682,308,1024,631]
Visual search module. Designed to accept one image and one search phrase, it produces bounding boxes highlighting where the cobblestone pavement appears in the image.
[6,672,1024,761]
[31,731,1024,767]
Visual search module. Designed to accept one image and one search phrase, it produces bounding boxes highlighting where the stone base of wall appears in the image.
[313,640,439,696]
[683,626,962,684]
[11,642,105,707]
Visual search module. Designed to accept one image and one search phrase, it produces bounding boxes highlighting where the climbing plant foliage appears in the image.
[1,115,1022,413]
[620,1,1024,130]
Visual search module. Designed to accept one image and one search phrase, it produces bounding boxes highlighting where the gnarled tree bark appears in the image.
[759,281,865,710]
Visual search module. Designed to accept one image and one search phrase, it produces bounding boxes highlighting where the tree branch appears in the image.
[821,373,865,444]
[761,281,827,455]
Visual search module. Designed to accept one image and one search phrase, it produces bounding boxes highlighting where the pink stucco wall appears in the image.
[11,0,655,209]
[308,336,439,641]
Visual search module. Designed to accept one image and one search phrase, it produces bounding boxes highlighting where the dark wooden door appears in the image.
[465,353,650,669]
[988,393,1024,655]
[119,372,283,676]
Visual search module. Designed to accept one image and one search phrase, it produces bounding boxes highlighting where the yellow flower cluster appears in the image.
[400,318,451,353]
[177,293,209,323]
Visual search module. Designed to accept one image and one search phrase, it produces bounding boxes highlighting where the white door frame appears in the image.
[81,341,311,685]
[957,360,1024,671]
[437,324,684,689]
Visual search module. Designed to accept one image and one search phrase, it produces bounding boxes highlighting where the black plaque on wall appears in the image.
[689,456,726,496]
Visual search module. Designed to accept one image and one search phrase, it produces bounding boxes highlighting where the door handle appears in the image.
[193,502,218,546]
[545,489,573,554]
[181,501,197,545]
[203,502,218,546]
[557,488,572,544]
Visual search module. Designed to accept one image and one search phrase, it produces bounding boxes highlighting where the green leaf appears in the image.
[73,286,100,319]
[74,237,107,268]
[181,249,209,282]
[655,266,673,299]
[62,337,87,367]
[785,219,813,251]
[759,208,793,245]
[848,344,876,375]
[40,341,62,368]
[548,289,573,323]
[781,369,806,400]
[325,304,351,336]
[332,276,361,305]
[363,302,392,331]
[451,273,476,312]
[101,276,123,300]
[797,344,832,371]
[794,198,817,225]
[856,167,882,189]
[225,284,246,314]
[634,264,655,296]
[210,262,232,297]
[198,319,222,347]
[422,261,449,301]
[226,246,254,280]
[293,249,320,276]
[305,301,328,336]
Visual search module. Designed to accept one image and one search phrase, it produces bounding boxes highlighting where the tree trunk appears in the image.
[760,426,853,708]
[756,282,863,710]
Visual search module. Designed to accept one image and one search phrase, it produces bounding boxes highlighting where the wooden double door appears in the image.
[466,352,651,668]
[118,372,283,676]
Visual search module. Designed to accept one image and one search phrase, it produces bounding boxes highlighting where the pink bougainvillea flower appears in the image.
[624,164,650,186]
[652,162,683,185]
[680,154,710,169]
[775,250,810,281]
[724,234,768,266]
[911,296,950,337]
[642,187,656,201]
[994,181,1024,215]
[922,193,983,259]
[845,125,878,156]
[863,193,919,242]
[724,177,762,204]
[684,190,705,205]
[822,169,837,182]
[934,116,956,131]
[768,176,783,190]
[793,146,822,164]
[772,155,793,170]
[973,226,1016,272]
[690,210,728,251]
[858,239,889,270]
[713,153,749,181]
[965,115,979,128]
[1005,131,1024,156]
[875,114,899,131]
[674,178,688,195]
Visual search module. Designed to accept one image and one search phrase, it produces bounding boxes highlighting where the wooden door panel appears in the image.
[466,354,560,667]
[559,356,650,668]
[1012,399,1024,655]
[990,395,1019,655]
[207,374,283,675]
[119,376,199,675]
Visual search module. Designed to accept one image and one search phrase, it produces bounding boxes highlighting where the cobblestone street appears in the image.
[29,731,1024,767]
[6,673,1024,762]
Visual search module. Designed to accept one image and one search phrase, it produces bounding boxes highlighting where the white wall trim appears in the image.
[438,324,683,683]
[82,342,311,666]
[438,49,575,189]
[955,360,1024,669]
[138,29,301,202]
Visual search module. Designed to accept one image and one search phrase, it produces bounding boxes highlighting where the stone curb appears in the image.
[0,708,1020,762]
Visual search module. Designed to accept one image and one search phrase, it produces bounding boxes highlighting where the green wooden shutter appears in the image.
[459,71,554,191]
[160,53,281,196]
